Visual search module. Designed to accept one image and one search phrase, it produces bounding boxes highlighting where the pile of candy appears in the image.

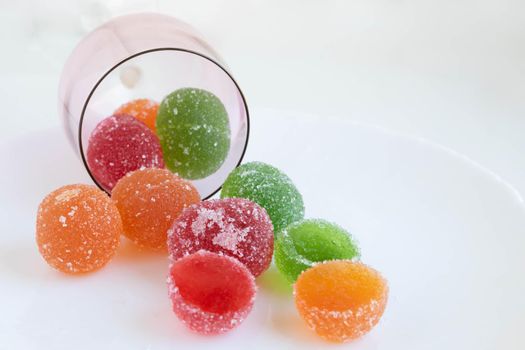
[36,90,388,343]
[87,88,231,192]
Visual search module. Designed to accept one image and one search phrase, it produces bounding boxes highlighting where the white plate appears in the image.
[1,110,524,349]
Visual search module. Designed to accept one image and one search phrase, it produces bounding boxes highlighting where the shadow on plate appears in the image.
[257,264,293,296]
[113,238,168,263]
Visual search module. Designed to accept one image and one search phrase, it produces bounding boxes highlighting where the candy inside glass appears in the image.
[58,13,249,199]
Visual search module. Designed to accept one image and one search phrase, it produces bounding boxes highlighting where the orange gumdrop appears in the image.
[36,184,122,274]
[294,260,388,342]
[112,168,200,251]
[115,98,159,132]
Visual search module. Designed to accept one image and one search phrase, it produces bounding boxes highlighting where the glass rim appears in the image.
[78,47,250,199]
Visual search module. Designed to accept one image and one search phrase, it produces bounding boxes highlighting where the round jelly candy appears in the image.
[294,260,388,342]
[168,198,273,276]
[36,184,122,274]
[87,114,165,192]
[220,161,304,233]
[112,168,200,250]
[115,98,159,133]
[275,219,360,282]
[167,250,256,335]
[156,88,230,180]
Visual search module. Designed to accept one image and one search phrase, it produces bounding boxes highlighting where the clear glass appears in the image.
[58,12,249,199]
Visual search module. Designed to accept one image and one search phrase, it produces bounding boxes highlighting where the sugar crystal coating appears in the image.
[275,219,360,282]
[87,114,165,192]
[112,168,200,250]
[156,88,230,180]
[294,260,388,342]
[168,198,274,276]
[36,184,122,273]
[167,250,256,334]
[220,161,304,233]
[115,98,159,133]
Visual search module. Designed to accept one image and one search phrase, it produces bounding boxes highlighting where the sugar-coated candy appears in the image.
[115,98,159,133]
[220,161,304,233]
[168,198,273,276]
[294,260,388,342]
[156,88,230,180]
[167,250,256,335]
[275,219,360,282]
[112,168,200,250]
[36,184,122,273]
[87,114,165,192]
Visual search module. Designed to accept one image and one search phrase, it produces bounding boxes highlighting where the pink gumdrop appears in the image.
[86,114,164,191]
[168,198,274,276]
[167,250,256,335]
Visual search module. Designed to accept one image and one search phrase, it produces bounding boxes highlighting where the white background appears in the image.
[1,0,524,194]
[1,1,525,349]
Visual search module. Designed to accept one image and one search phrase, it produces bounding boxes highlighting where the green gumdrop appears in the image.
[156,88,230,179]
[220,161,304,233]
[275,219,360,282]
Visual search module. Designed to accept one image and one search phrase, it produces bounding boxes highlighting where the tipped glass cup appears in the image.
[58,13,249,199]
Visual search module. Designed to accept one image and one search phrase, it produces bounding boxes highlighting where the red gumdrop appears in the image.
[86,114,165,192]
[168,198,274,277]
[167,250,256,335]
